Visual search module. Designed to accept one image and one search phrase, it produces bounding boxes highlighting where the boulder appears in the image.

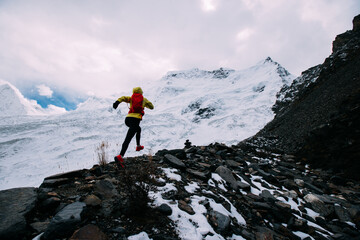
[215,166,238,190]
[156,203,173,216]
[94,179,118,199]
[69,224,107,240]
[164,154,186,170]
[255,227,274,240]
[209,210,231,234]
[30,220,50,233]
[44,169,86,180]
[186,168,210,180]
[237,181,251,191]
[42,201,86,239]
[0,187,37,240]
[40,178,69,188]
[304,194,333,217]
[84,194,102,207]
[39,196,61,211]
[178,200,195,215]
[334,205,352,222]
[225,160,241,168]
[260,190,277,202]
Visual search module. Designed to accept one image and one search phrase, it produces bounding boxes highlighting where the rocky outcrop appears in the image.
[354,14,360,31]
[0,187,37,240]
[42,201,86,239]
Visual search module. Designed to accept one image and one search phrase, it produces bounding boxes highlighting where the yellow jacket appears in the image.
[116,87,154,119]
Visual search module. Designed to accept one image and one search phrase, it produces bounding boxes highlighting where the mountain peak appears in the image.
[0,80,37,116]
[0,80,66,116]
[264,56,273,62]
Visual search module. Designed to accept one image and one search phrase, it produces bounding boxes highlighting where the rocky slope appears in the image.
[1,142,360,240]
[252,14,360,179]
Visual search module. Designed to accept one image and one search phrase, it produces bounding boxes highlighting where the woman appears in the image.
[112,87,154,168]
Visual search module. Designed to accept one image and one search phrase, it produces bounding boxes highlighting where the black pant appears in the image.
[120,117,141,156]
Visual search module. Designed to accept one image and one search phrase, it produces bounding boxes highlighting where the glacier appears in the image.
[0,58,295,190]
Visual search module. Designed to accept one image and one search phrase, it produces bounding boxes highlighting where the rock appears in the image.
[304,194,333,217]
[157,204,173,216]
[255,227,274,240]
[40,197,61,211]
[281,179,299,191]
[40,178,69,188]
[84,194,102,207]
[209,210,231,234]
[273,223,301,240]
[294,179,305,187]
[44,169,86,180]
[348,206,360,220]
[184,139,192,148]
[30,220,50,233]
[164,154,186,170]
[240,229,254,239]
[275,201,291,210]
[69,224,107,240]
[198,162,212,169]
[111,226,126,234]
[215,166,238,190]
[0,187,37,240]
[225,160,241,168]
[186,168,210,180]
[178,200,195,215]
[237,181,251,191]
[157,149,186,159]
[282,190,298,199]
[252,202,272,210]
[260,190,277,202]
[287,217,308,232]
[42,201,86,240]
[334,205,352,222]
[94,179,118,199]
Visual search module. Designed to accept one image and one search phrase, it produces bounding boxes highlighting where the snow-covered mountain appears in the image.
[0,57,295,190]
[0,80,66,116]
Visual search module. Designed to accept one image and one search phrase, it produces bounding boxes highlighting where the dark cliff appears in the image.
[251,14,360,179]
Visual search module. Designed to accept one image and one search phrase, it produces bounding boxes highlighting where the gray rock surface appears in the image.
[164,154,186,169]
[0,187,37,240]
[42,201,86,240]
[215,166,238,190]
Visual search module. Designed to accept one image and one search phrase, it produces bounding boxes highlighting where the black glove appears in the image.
[113,101,120,109]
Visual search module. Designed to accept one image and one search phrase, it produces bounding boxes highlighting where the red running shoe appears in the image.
[136,145,144,151]
[114,155,124,168]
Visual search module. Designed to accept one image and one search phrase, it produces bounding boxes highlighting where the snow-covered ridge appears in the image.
[272,65,322,115]
[0,58,296,190]
[163,67,235,80]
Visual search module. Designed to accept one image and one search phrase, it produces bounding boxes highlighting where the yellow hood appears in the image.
[133,87,143,94]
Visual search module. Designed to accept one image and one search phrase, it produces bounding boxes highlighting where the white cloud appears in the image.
[200,0,219,12]
[236,28,254,41]
[37,84,53,98]
[0,0,358,96]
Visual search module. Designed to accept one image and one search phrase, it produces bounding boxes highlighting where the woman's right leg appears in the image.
[120,117,141,156]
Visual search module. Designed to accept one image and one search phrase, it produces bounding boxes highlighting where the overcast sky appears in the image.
[0,0,359,97]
